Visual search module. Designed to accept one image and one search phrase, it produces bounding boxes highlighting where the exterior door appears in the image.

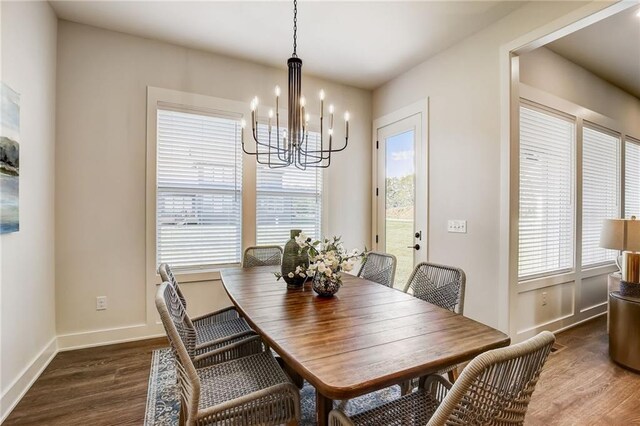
[376,113,427,289]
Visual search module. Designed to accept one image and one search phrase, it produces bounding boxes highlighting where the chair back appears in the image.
[155,282,200,422]
[158,263,187,309]
[358,252,397,288]
[404,262,466,314]
[426,331,555,426]
[243,245,283,268]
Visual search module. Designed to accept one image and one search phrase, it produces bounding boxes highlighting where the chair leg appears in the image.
[400,379,413,395]
[178,404,186,426]
[447,367,460,383]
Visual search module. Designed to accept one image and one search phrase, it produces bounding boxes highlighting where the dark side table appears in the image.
[609,291,640,372]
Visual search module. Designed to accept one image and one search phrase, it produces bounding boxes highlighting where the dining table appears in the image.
[220,266,510,426]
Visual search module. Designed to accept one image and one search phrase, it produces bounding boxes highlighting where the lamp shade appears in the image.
[600,218,640,252]
[600,219,625,250]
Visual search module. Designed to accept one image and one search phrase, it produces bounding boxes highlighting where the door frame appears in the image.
[372,98,429,261]
[498,1,634,338]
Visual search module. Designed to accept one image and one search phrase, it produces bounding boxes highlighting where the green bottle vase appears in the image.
[282,229,309,289]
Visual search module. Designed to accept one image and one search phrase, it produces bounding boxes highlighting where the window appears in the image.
[582,126,620,267]
[156,106,243,270]
[255,125,323,246]
[518,105,575,279]
[625,138,640,219]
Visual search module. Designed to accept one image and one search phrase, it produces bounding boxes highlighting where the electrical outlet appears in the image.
[447,220,467,233]
[541,292,547,307]
[96,296,107,311]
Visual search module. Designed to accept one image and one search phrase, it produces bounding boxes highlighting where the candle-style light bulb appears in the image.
[305,113,310,122]
[328,128,333,135]
[344,111,350,122]
[269,109,274,118]
[275,86,281,97]
[319,90,325,100]
[329,104,335,114]
[250,100,256,111]
[253,96,259,106]
[241,119,246,128]
[300,96,306,107]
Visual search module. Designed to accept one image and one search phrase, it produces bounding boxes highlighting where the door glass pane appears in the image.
[385,130,415,288]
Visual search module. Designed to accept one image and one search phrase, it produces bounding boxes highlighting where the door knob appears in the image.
[407,244,420,250]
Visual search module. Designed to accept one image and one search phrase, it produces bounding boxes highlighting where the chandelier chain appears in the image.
[293,0,297,56]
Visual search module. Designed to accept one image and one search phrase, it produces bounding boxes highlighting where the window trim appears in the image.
[580,123,621,268]
[146,87,252,286]
[516,84,640,286]
[624,136,640,220]
[146,87,329,288]
[517,101,576,281]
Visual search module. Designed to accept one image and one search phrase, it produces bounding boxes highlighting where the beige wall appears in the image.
[520,47,640,138]
[55,21,372,346]
[372,1,591,329]
[0,1,58,420]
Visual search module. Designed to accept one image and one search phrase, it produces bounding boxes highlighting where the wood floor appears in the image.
[4,337,168,425]
[5,316,640,425]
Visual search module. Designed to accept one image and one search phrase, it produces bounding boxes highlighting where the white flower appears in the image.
[317,262,326,273]
[295,232,309,248]
[299,272,306,278]
[325,269,333,277]
[341,260,354,272]
[287,272,295,278]
[295,265,302,273]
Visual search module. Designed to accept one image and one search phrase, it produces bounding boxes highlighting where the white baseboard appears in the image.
[1,324,167,422]
[57,322,165,352]
[514,308,607,342]
[1,337,58,423]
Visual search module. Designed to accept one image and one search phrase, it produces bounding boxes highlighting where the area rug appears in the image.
[144,348,401,425]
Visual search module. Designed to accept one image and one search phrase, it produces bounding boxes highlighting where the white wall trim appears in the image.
[498,0,636,339]
[57,323,165,352]
[1,337,58,423]
[1,325,168,421]
[517,310,607,342]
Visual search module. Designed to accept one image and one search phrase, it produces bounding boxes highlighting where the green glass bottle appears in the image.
[282,229,309,289]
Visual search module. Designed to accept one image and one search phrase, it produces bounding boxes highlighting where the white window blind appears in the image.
[625,138,640,219]
[156,107,243,270]
[256,125,323,246]
[582,126,620,267]
[518,105,575,279]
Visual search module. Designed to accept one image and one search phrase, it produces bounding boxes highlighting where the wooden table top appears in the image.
[220,266,510,400]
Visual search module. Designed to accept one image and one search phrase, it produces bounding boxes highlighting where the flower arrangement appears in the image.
[301,235,363,278]
[275,233,365,296]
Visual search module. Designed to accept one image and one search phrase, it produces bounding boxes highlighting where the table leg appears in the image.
[316,391,333,426]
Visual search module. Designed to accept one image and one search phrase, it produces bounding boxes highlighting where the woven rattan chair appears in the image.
[358,252,397,288]
[156,282,300,425]
[403,262,466,386]
[158,263,255,362]
[242,245,283,268]
[329,331,555,426]
[404,262,466,314]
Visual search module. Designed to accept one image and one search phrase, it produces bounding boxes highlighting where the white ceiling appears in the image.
[547,5,640,98]
[49,1,523,90]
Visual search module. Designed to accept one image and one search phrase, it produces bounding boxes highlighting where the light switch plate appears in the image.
[447,220,467,233]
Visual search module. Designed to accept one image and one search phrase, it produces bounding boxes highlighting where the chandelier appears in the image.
[242,0,349,169]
